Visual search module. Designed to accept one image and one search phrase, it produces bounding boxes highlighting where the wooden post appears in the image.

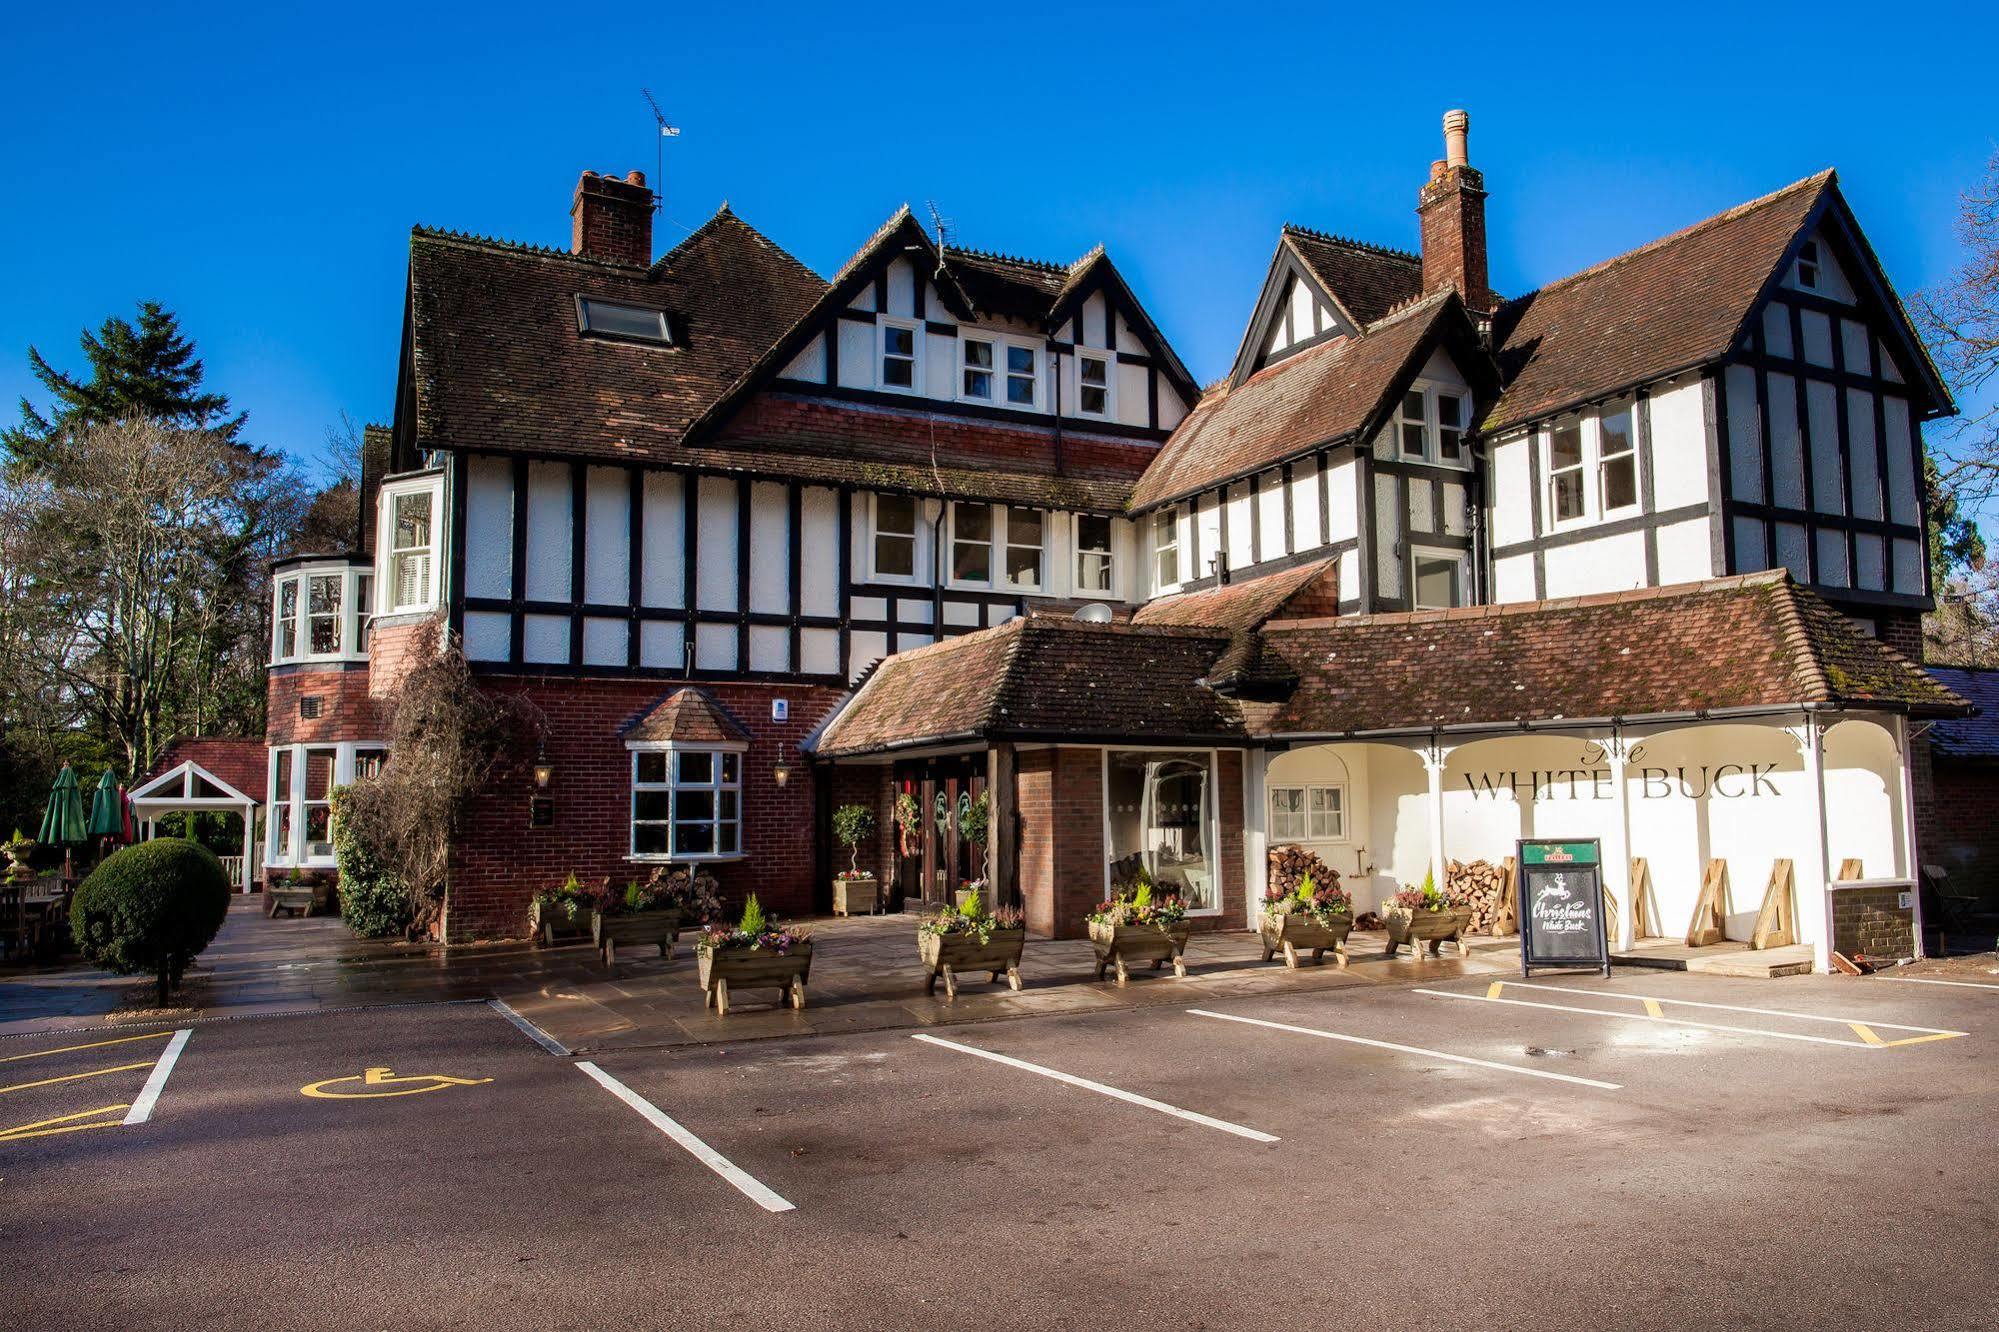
[920,773,938,907]
[1493,856,1519,936]
[1686,859,1729,947]
[1836,858,1863,882]
[1629,858,1654,939]
[943,773,962,901]
[987,743,1017,909]
[1751,858,1797,950]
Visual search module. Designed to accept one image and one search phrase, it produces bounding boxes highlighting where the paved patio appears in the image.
[0,893,1524,1048]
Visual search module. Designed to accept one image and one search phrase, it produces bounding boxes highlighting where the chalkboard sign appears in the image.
[1516,839,1610,977]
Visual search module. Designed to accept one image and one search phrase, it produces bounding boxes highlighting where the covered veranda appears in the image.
[129,741,267,893]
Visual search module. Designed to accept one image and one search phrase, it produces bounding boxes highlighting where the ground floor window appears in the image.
[1104,749,1218,912]
[267,741,386,868]
[630,745,743,861]
[1270,783,1344,842]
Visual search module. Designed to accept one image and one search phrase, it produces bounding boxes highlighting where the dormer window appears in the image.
[1797,240,1821,291]
[1397,385,1473,465]
[1078,353,1111,416]
[880,321,919,390]
[576,296,672,344]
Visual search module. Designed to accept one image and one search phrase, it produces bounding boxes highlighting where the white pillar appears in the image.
[240,802,256,894]
[1245,748,1269,929]
[1792,716,1834,973]
[1422,743,1450,894]
[1603,735,1635,951]
[1893,714,1926,958]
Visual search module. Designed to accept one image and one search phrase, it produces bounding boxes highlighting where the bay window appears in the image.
[388,487,436,612]
[273,559,375,663]
[1078,353,1111,416]
[1104,750,1218,914]
[1075,514,1115,594]
[880,320,918,390]
[266,741,385,869]
[872,494,918,580]
[307,574,343,654]
[630,745,743,861]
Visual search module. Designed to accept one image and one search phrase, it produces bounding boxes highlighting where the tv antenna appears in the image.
[926,200,954,277]
[641,88,680,214]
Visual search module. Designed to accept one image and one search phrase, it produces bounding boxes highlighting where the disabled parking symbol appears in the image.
[300,1066,493,1099]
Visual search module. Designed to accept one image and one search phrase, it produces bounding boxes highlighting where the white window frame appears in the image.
[265,740,384,869]
[1797,239,1821,291]
[1075,350,1114,419]
[947,501,995,587]
[1268,783,1347,844]
[1542,405,1640,533]
[377,475,443,615]
[877,317,922,394]
[275,577,300,659]
[1395,382,1474,467]
[627,741,747,863]
[868,492,922,584]
[1545,416,1589,530]
[1101,747,1223,918]
[1074,513,1116,596]
[959,335,996,403]
[304,572,344,657]
[1411,546,1470,611]
[273,561,374,665]
[1596,401,1640,518]
[1002,339,1040,409]
[1000,505,1046,593]
[1153,508,1182,590]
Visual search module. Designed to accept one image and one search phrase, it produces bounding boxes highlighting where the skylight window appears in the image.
[576,296,673,344]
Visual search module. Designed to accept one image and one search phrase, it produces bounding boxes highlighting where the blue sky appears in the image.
[4,2,1993,489]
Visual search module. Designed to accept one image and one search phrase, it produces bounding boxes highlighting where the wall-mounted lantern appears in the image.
[772,744,793,790]
[533,745,555,790]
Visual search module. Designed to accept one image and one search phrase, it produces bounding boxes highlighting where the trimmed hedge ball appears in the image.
[71,838,231,1005]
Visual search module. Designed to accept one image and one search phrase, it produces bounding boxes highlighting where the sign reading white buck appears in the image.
[1466,743,1781,802]
[1517,838,1610,978]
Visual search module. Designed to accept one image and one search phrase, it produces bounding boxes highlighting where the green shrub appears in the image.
[332,786,413,939]
[71,838,230,1005]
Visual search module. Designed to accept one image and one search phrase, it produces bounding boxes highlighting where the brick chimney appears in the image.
[1416,110,1492,313]
[570,169,654,265]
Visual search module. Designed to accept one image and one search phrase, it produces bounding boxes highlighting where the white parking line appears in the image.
[1494,980,1965,1035]
[1875,975,1999,992]
[910,1033,1280,1142]
[1188,1009,1621,1089]
[576,1062,794,1214]
[488,999,569,1056]
[1417,988,1894,1049]
[122,1028,191,1125]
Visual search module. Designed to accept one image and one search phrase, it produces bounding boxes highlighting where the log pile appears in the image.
[1267,845,1341,897]
[1447,858,1516,935]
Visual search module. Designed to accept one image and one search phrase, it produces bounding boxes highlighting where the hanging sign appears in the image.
[1516,839,1610,978]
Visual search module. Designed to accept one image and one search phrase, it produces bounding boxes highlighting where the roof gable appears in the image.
[1225,228,1425,388]
[135,738,268,804]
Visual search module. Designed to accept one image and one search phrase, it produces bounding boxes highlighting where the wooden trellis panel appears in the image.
[1686,859,1729,947]
[1751,858,1797,950]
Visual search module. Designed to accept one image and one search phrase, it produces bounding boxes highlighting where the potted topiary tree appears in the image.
[1382,869,1474,958]
[695,894,813,1016]
[1086,874,1191,985]
[1259,870,1353,969]
[69,838,230,1006]
[917,884,1025,997]
[831,803,878,916]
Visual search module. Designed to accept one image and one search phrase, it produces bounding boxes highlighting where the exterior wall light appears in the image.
[772,745,793,790]
[533,748,555,790]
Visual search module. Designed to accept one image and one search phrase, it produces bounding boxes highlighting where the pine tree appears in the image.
[4,301,246,467]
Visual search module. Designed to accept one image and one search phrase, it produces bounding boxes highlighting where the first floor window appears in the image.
[277,578,299,658]
[962,337,994,400]
[1599,401,1638,512]
[1005,344,1037,405]
[270,750,294,859]
[1076,514,1114,594]
[1413,550,1466,610]
[1105,750,1216,912]
[631,747,742,859]
[1438,392,1468,462]
[881,322,917,389]
[307,574,343,654]
[356,573,374,653]
[873,494,917,579]
[1003,506,1044,590]
[390,490,435,611]
[951,501,992,583]
[302,747,336,860]
[1548,418,1586,523]
[1153,509,1180,588]
[1269,784,1345,842]
[1078,353,1111,415]
[1399,390,1428,457]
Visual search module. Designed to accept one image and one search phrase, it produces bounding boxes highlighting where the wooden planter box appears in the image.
[1088,920,1192,985]
[1382,905,1473,958]
[1259,911,1351,969]
[590,908,682,965]
[698,942,813,1016]
[832,877,878,917]
[529,898,592,947]
[918,927,1025,997]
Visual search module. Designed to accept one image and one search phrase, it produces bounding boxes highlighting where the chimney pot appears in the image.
[570,168,655,265]
[1417,111,1491,314]
[1443,109,1470,169]
[625,169,646,186]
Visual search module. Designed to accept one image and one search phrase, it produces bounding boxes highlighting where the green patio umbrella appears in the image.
[38,764,88,880]
[87,769,123,839]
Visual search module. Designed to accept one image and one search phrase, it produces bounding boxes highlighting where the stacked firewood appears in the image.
[1267,844,1341,897]
[1447,858,1515,935]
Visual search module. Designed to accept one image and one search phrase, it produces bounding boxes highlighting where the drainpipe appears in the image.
[931,498,946,630]
[1049,336,1066,476]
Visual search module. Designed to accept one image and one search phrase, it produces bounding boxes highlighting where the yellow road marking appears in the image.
[1850,1023,1887,1047]
[0,1103,131,1143]
[0,1031,174,1064]
[300,1066,493,1100]
[1643,999,1665,1018]
[0,1060,154,1097]
[1487,982,1504,999]
[1468,982,1963,1051]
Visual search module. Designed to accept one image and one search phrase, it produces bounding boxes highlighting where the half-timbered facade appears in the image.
[267,114,1968,963]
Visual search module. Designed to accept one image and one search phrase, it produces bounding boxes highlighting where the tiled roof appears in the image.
[1482,172,1831,435]
[407,207,826,463]
[1131,292,1459,510]
[1922,667,1999,760]
[144,738,269,802]
[1282,226,1424,327]
[1133,558,1338,635]
[814,617,1248,757]
[1239,571,1968,737]
[621,688,751,745]
[941,246,1072,321]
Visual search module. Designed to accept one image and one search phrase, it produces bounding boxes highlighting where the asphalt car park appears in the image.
[3,971,1997,1330]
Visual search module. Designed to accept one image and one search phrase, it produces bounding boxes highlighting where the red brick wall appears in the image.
[267,668,389,748]
[440,677,848,942]
[1417,163,1491,312]
[367,618,431,700]
[1876,610,1924,662]
[1925,757,1999,899]
[828,764,895,886]
[570,170,653,265]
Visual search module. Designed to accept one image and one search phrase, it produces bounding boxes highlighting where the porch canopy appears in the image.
[130,738,267,892]
[813,568,1968,965]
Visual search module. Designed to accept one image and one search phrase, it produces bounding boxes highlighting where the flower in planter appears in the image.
[919,888,1022,945]
[1086,878,1188,930]
[1265,872,1352,927]
[1391,868,1465,912]
[534,872,594,925]
[697,893,810,956]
